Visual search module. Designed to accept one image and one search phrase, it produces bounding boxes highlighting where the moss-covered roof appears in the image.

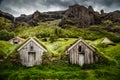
[102,37,113,44]
[16,37,47,52]
[65,39,96,53]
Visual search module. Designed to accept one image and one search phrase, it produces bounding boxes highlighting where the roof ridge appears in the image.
[66,39,95,53]
[17,37,47,52]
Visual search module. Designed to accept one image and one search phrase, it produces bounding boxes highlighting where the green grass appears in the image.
[0,41,16,58]
[1,60,120,80]
[103,43,120,64]
[42,38,77,56]
[0,61,89,80]
[0,23,120,80]
[0,38,120,80]
[91,38,120,63]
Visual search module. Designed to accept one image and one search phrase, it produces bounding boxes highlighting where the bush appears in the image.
[0,17,14,31]
[0,30,15,41]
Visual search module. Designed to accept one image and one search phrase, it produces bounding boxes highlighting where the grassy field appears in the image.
[0,24,120,80]
[0,38,120,80]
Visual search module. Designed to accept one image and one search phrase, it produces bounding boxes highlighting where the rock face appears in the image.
[59,4,98,28]
[15,14,32,22]
[15,11,40,26]
[41,11,65,22]
[0,4,119,27]
[59,4,120,28]
[0,10,14,21]
[32,10,41,21]
[101,10,120,24]
[15,10,64,26]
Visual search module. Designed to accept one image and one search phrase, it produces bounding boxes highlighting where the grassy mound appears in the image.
[0,41,15,58]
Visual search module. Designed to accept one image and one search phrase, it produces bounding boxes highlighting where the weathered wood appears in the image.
[76,45,79,64]
[17,38,47,67]
[71,50,74,64]
[79,54,84,66]
[66,39,98,66]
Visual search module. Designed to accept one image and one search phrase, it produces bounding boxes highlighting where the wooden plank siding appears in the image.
[66,39,98,66]
[17,38,47,67]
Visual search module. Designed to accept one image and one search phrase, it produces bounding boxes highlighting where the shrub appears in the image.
[0,17,14,31]
[0,30,15,41]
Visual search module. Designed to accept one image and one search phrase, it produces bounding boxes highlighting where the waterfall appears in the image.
[13,17,16,23]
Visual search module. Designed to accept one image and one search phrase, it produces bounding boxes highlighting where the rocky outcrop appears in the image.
[0,4,119,27]
[15,14,32,22]
[43,11,65,21]
[15,11,40,26]
[32,10,41,21]
[59,4,98,28]
[101,10,120,24]
[15,10,64,26]
[59,4,120,28]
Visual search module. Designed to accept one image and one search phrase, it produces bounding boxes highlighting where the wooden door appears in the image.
[28,52,36,67]
[78,54,84,66]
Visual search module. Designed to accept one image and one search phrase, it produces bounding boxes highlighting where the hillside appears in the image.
[0,4,120,80]
[0,22,120,79]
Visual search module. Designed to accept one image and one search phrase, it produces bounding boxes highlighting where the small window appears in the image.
[13,39,19,44]
[30,46,33,51]
[14,42,18,44]
[78,46,82,52]
[78,46,84,54]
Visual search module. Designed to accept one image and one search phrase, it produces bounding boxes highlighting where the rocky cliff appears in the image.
[15,11,40,26]
[0,4,119,27]
[100,10,120,24]
[59,4,120,28]
[15,10,65,26]
[59,4,101,28]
